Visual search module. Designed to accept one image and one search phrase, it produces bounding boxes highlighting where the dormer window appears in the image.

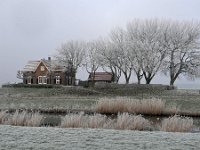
[41,66,45,71]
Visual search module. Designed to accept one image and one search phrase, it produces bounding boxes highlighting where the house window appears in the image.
[56,76,60,84]
[27,76,32,84]
[38,76,47,84]
[40,66,45,71]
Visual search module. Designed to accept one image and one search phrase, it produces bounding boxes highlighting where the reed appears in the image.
[160,115,193,132]
[0,111,8,124]
[115,113,150,130]
[7,110,43,127]
[61,112,86,128]
[95,97,166,115]
[60,112,150,131]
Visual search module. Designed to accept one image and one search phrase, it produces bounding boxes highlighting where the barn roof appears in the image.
[88,72,113,81]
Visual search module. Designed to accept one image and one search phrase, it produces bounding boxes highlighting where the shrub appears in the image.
[160,115,193,132]
[79,80,89,87]
[92,83,172,96]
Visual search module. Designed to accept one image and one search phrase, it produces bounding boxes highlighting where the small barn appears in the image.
[88,72,113,84]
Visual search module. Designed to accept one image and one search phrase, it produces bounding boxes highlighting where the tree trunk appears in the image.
[145,78,152,84]
[125,79,129,84]
[170,72,180,86]
[124,72,131,84]
[170,79,175,86]
[143,72,152,84]
[136,70,143,84]
[137,79,141,84]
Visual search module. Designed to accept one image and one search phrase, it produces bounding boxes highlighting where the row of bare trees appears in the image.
[55,19,200,86]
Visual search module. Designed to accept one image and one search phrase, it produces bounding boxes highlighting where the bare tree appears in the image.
[84,40,102,86]
[109,27,133,84]
[127,19,168,84]
[55,40,86,79]
[17,70,23,80]
[162,20,200,86]
[97,39,122,83]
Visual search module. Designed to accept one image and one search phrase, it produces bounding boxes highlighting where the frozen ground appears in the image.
[0,125,200,150]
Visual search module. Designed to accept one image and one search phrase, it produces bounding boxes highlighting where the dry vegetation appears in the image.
[160,115,193,132]
[0,110,195,132]
[61,112,113,129]
[0,111,8,124]
[115,113,150,130]
[61,112,150,131]
[0,111,43,127]
[95,97,168,115]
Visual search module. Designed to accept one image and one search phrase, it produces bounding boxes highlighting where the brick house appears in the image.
[22,57,75,85]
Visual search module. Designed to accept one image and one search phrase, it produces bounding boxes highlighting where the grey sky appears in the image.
[1,0,200,86]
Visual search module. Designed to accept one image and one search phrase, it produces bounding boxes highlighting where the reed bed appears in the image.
[95,97,166,115]
[160,115,193,132]
[0,110,43,127]
[61,112,112,128]
[0,110,195,132]
[115,113,150,130]
[61,112,150,131]
[0,111,8,124]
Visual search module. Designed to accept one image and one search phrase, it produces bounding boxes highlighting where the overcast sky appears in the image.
[1,0,200,87]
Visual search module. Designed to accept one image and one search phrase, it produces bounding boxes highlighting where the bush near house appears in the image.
[92,83,176,96]
[2,83,61,88]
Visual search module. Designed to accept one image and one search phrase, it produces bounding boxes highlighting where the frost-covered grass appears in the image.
[160,115,193,132]
[0,125,200,150]
[1,88,200,115]
[0,87,98,110]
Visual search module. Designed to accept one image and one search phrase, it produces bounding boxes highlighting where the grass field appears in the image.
[0,87,200,113]
[1,86,200,132]
[0,125,200,150]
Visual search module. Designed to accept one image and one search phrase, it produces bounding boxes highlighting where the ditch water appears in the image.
[0,125,200,150]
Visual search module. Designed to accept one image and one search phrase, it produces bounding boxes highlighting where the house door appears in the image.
[55,76,60,84]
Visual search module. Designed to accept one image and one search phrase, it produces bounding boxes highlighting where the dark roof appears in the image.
[88,72,113,81]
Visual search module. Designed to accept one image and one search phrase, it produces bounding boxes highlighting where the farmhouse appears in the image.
[22,57,75,85]
[88,72,113,84]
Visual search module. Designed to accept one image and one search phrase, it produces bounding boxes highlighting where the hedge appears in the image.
[2,83,61,88]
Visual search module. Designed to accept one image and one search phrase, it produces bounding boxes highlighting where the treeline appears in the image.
[55,19,200,85]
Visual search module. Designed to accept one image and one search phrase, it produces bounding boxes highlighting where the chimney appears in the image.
[48,57,51,61]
